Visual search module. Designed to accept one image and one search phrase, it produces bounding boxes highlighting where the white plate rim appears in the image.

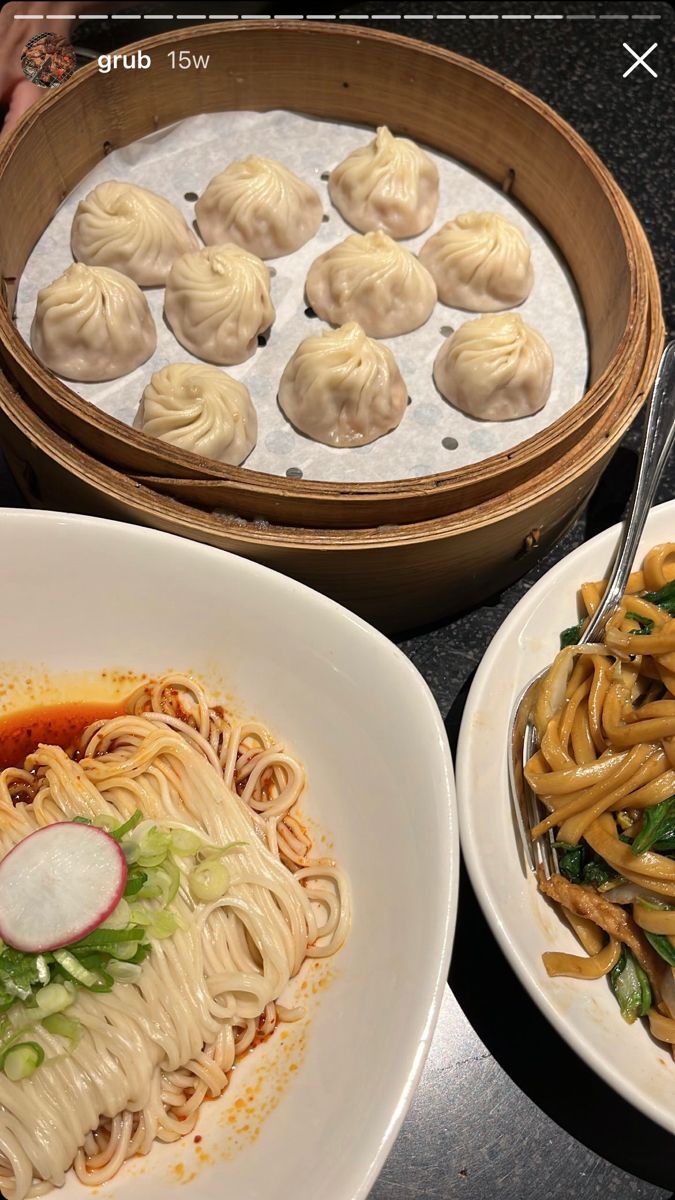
[0,507,460,1199]
[456,498,675,1136]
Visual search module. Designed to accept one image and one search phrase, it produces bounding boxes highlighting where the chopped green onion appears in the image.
[110,811,143,842]
[68,956,113,993]
[136,827,172,868]
[158,859,180,904]
[189,859,230,903]
[1,1041,44,1081]
[145,910,179,940]
[170,828,204,857]
[101,900,132,931]
[85,967,114,993]
[134,861,180,905]
[0,1018,18,1050]
[0,949,44,998]
[52,950,100,988]
[109,941,139,962]
[137,852,168,871]
[68,925,145,952]
[71,816,92,826]
[2,979,32,1002]
[127,943,151,966]
[42,1012,80,1047]
[128,906,153,927]
[127,905,176,938]
[123,840,141,866]
[107,960,142,983]
[133,876,163,902]
[68,941,142,962]
[92,814,119,832]
[35,983,74,1017]
[123,867,147,897]
[35,956,50,986]
[87,937,142,963]
[8,1004,42,1032]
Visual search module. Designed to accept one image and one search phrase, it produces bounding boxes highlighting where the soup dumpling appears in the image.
[305,231,437,338]
[135,363,257,465]
[329,126,439,239]
[420,211,534,312]
[195,156,323,259]
[434,313,553,421]
[71,181,198,286]
[30,263,156,382]
[279,321,408,448]
[164,244,275,365]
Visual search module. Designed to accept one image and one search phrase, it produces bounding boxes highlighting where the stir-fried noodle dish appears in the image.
[526,544,675,1047]
[0,674,350,1198]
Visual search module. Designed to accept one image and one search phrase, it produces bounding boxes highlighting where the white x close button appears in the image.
[623,42,658,78]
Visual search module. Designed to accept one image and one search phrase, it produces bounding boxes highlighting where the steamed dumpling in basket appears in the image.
[195,156,323,259]
[135,363,257,465]
[71,181,198,286]
[164,244,275,365]
[30,263,156,382]
[306,231,437,339]
[420,211,534,312]
[329,126,439,239]
[279,322,408,448]
[434,313,553,421]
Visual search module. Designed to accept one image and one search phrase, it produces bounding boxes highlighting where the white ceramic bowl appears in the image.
[0,509,457,1200]
[457,498,675,1135]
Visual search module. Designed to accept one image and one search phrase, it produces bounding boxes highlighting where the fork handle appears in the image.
[583,341,675,644]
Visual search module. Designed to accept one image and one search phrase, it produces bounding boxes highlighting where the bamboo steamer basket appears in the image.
[0,266,661,633]
[0,21,664,531]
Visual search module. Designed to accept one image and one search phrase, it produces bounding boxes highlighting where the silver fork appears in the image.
[509,341,675,879]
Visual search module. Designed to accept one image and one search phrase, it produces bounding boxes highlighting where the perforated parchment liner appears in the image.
[15,110,588,485]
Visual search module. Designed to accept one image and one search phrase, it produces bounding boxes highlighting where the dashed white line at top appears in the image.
[11,10,664,20]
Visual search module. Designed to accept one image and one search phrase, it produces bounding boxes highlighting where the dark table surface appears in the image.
[2,1,675,1196]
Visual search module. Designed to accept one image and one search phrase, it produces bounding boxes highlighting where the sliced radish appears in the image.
[0,823,127,954]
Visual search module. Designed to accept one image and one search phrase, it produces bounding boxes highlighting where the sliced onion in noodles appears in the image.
[603,881,669,906]
[534,644,615,734]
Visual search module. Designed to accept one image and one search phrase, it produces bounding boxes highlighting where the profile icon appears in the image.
[20,32,77,90]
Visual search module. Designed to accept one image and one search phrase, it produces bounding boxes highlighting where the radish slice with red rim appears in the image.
[0,823,128,954]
